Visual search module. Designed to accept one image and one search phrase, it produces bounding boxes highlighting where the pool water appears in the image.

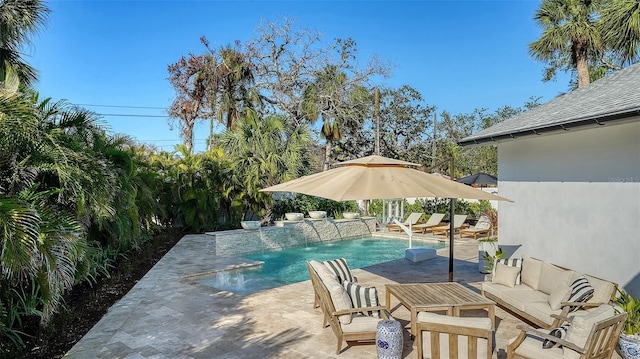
[195,236,445,296]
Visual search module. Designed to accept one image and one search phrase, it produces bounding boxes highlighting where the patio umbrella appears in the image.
[456,172,497,187]
[260,155,512,281]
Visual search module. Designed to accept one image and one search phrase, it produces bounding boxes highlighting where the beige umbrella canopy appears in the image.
[261,155,509,202]
[260,155,512,282]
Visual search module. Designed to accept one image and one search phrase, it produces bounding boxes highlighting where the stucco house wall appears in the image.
[497,120,640,296]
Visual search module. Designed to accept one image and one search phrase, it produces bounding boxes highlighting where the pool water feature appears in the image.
[194,236,445,296]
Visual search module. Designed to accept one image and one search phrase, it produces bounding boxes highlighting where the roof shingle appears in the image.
[460,62,640,145]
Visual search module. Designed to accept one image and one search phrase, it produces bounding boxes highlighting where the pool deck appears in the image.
[63,232,621,359]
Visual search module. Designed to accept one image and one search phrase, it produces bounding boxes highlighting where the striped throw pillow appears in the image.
[323,258,356,284]
[567,276,595,312]
[343,281,380,318]
[492,258,523,285]
[542,323,571,349]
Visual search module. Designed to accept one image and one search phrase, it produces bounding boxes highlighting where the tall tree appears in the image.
[246,18,390,128]
[0,0,49,86]
[167,52,215,152]
[600,0,640,66]
[529,0,603,88]
[214,42,258,131]
[301,65,364,170]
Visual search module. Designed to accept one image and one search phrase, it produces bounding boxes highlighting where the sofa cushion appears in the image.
[521,256,543,290]
[492,258,523,284]
[502,288,548,312]
[418,312,491,359]
[548,283,572,310]
[563,305,615,359]
[524,301,563,326]
[538,262,574,295]
[343,281,380,318]
[584,274,616,305]
[341,314,380,333]
[493,262,521,288]
[567,276,595,312]
[482,281,507,299]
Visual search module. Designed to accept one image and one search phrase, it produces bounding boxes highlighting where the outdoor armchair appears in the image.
[307,260,391,354]
[506,304,626,359]
[416,312,493,359]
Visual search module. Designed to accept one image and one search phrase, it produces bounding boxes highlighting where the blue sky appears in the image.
[29,0,571,152]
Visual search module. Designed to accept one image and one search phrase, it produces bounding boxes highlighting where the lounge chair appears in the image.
[386,212,423,232]
[431,214,468,238]
[459,215,492,239]
[507,304,625,359]
[417,312,494,359]
[307,260,391,354]
[411,213,445,234]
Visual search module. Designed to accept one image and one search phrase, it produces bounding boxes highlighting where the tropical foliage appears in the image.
[530,0,640,88]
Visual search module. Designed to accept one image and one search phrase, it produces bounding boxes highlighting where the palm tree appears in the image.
[600,0,640,66]
[0,0,49,86]
[302,65,368,171]
[529,0,603,88]
[217,114,312,222]
[216,45,258,131]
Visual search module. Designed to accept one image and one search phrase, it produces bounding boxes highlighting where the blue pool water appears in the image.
[195,237,445,296]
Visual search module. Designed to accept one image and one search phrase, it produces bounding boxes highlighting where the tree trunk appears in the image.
[182,117,195,153]
[323,140,332,171]
[575,42,590,88]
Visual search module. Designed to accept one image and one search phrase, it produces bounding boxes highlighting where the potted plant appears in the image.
[478,236,503,273]
[615,288,640,359]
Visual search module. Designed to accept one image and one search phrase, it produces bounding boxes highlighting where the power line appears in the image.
[76,103,167,110]
[100,113,169,118]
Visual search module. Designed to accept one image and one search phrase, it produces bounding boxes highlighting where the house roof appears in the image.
[459,62,640,146]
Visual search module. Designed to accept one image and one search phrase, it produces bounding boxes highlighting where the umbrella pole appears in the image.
[449,198,455,282]
[449,156,456,282]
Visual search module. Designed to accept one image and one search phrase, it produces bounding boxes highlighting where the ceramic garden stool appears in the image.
[376,319,403,359]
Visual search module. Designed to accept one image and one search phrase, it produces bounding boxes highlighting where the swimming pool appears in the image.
[194,236,445,296]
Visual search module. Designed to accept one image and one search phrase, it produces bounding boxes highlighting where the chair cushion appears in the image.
[492,258,523,284]
[343,281,380,318]
[341,314,380,333]
[521,256,543,290]
[565,304,615,348]
[538,262,574,295]
[492,262,521,288]
[510,332,564,359]
[309,260,353,325]
[418,313,491,359]
[567,276,595,312]
[322,258,356,284]
[309,260,338,284]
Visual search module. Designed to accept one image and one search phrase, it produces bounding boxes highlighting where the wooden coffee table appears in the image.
[385,282,496,337]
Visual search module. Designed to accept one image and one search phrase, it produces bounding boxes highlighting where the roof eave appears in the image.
[459,109,640,147]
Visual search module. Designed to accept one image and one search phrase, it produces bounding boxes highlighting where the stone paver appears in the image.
[64,232,620,358]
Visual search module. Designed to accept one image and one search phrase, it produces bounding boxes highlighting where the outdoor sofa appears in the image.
[482,256,617,329]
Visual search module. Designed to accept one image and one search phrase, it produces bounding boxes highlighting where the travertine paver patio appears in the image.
[63,232,621,359]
